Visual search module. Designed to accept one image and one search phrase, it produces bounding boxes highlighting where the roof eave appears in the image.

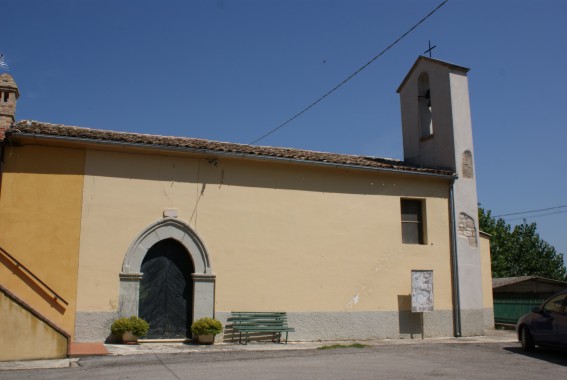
[8,132,456,179]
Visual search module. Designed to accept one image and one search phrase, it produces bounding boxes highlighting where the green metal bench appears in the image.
[228,311,295,345]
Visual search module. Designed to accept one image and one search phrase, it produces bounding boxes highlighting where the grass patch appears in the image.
[318,343,368,350]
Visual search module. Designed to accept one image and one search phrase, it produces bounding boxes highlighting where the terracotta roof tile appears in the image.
[7,120,454,176]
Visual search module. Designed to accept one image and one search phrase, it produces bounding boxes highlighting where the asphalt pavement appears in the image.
[2,330,567,380]
[0,329,518,371]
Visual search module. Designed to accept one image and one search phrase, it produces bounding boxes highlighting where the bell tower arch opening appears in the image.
[418,72,433,139]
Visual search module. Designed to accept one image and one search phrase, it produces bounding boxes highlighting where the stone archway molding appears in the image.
[118,217,215,321]
[122,217,212,275]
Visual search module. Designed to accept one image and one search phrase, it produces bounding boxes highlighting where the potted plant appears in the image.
[190,317,223,344]
[111,316,150,344]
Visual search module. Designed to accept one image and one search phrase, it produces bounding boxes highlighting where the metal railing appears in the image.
[0,245,69,306]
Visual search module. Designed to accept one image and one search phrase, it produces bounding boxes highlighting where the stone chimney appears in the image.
[0,73,19,140]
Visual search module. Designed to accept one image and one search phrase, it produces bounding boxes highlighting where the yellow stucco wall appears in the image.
[480,234,494,308]
[0,291,68,361]
[77,149,454,314]
[0,145,85,339]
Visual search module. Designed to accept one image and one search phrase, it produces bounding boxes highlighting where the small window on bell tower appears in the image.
[418,72,433,139]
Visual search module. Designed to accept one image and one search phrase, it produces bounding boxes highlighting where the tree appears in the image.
[478,206,566,280]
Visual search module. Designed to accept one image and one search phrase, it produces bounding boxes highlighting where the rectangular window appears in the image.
[401,199,425,244]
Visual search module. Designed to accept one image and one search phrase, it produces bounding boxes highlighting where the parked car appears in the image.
[516,289,567,351]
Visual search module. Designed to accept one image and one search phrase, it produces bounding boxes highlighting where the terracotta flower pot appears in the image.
[196,334,215,344]
[122,331,139,345]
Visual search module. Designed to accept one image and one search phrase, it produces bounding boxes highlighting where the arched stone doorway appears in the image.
[118,218,215,336]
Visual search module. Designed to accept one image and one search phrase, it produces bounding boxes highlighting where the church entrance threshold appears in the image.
[139,239,194,339]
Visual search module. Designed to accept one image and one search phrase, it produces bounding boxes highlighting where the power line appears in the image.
[502,209,567,223]
[494,204,567,218]
[249,0,450,145]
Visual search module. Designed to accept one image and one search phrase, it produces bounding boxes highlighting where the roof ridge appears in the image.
[14,120,403,161]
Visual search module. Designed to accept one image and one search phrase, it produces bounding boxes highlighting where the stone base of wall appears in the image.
[74,309,492,342]
[75,312,117,342]
[215,310,455,342]
[483,308,495,330]
[460,309,487,336]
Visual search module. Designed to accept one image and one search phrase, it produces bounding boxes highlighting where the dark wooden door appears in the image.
[139,239,194,339]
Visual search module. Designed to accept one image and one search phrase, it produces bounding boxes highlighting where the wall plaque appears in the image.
[411,270,433,312]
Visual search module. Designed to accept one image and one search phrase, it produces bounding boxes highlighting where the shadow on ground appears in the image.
[503,346,567,367]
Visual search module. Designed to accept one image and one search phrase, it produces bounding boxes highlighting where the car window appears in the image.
[542,294,566,313]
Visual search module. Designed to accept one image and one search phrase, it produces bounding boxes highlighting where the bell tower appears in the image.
[0,73,19,140]
[398,56,486,336]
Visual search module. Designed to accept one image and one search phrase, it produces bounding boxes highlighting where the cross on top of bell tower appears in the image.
[424,40,437,58]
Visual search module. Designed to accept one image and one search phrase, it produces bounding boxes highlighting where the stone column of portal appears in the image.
[192,273,216,321]
[118,273,143,317]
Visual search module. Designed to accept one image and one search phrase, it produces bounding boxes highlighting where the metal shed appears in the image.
[493,276,567,324]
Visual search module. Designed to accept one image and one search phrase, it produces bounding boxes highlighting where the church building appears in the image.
[0,56,493,361]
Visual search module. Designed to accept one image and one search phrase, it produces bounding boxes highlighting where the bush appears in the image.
[111,316,150,337]
[191,317,223,336]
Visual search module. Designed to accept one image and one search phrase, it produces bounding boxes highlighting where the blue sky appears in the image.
[2,0,566,258]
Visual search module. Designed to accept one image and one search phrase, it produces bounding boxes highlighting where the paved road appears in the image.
[1,343,566,379]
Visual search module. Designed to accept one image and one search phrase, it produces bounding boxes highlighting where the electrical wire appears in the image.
[494,204,567,218]
[249,0,450,145]
[499,210,567,223]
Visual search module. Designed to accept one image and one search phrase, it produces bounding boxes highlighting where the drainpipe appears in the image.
[449,179,462,337]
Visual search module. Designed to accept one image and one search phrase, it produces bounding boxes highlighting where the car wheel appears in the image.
[521,326,535,352]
